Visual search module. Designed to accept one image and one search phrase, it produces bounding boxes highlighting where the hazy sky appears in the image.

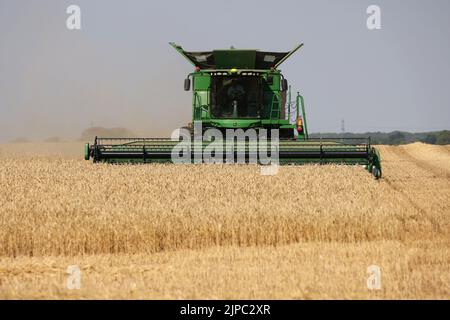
[1,0,450,141]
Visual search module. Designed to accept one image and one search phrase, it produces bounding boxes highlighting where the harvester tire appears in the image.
[372,166,381,180]
[84,143,90,161]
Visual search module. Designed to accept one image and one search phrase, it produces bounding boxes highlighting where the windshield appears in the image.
[210,76,263,118]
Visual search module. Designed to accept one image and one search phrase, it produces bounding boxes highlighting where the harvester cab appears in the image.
[84,43,382,179]
[171,42,305,139]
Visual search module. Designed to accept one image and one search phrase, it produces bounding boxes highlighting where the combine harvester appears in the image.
[85,43,382,179]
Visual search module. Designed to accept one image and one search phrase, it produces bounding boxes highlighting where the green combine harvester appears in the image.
[85,43,382,179]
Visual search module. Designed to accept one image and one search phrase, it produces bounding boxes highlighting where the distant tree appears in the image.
[435,131,450,145]
[423,133,437,144]
[307,130,450,145]
[387,131,406,145]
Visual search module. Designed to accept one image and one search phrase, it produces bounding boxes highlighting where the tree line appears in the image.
[310,130,450,145]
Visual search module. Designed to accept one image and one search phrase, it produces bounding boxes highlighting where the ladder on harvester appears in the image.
[270,94,280,119]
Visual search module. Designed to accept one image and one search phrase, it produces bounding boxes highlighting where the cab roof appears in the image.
[170,43,303,70]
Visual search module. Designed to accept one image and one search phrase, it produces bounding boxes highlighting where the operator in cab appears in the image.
[227,79,245,100]
[225,79,246,117]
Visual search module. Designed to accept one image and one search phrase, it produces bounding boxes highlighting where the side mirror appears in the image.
[281,79,288,92]
[184,78,191,91]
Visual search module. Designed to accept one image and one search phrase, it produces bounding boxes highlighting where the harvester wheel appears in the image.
[372,166,381,180]
[84,143,90,160]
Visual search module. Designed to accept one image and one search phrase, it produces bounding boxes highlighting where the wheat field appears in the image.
[0,142,449,299]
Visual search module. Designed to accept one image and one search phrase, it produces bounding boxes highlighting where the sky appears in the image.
[0,0,450,141]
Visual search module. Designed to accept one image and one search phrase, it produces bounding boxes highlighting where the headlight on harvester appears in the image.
[296,116,303,133]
